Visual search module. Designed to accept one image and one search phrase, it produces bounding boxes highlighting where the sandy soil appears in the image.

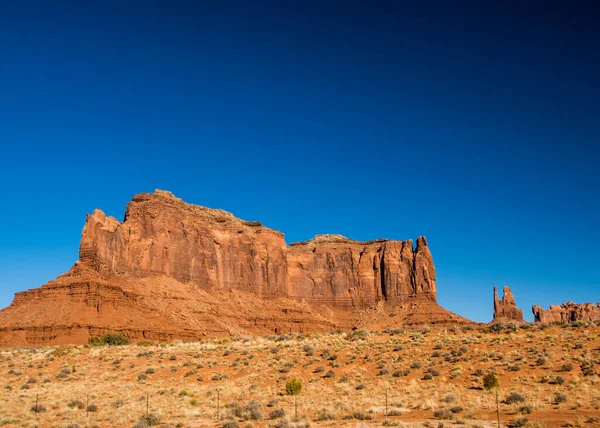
[0,323,599,427]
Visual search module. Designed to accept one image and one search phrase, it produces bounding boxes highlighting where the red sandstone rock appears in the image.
[287,235,436,309]
[0,190,469,346]
[493,286,524,322]
[532,302,600,323]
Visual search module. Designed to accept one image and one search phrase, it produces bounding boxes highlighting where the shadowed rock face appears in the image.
[532,302,600,323]
[493,286,524,322]
[0,190,468,346]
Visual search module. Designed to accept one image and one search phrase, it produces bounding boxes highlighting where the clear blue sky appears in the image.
[0,1,598,322]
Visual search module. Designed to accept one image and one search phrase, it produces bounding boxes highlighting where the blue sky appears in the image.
[0,1,598,321]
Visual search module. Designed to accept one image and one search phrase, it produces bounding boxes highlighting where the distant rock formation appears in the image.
[0,190,470,346]
[493,286,524,322]
[532,302,600,323]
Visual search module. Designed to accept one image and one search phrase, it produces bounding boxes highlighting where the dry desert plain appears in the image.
[1,323,599,428]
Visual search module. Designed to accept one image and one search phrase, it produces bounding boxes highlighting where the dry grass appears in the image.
[0,323,599,427]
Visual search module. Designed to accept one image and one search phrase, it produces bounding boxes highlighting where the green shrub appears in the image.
[88,333,129,346]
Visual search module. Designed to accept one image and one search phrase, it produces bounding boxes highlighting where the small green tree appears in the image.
[285,378,302,419]
[483,372,500,428]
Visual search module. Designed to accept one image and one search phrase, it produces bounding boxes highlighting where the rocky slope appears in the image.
[0,190,468,346]
[492,286,524,322]
[532,302,600,323]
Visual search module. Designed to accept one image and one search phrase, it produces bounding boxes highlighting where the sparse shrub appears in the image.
[228,400,262,421]
[504,392,525,405]
[315,408,336,421]
[433,409,453,419]
[30,404,46,413]
[145,368,155,374]
[355,383,366,390]
[88,333,129,346]
[450,406,463,413]
[86,404,98,412]
[428,368,440,376]
[343,411,372,420]
[137,373,147,381]
[561,362,574,372]
[508,417,530,427]
[519,404,533,414]
[303,345,314,356]
[323,370,335,378]
[222,422,239,428]
[442,394,457,403]
[313,365,324,373]
[410,361,422,369]
[580,359,596,376]
[554,375,566,385]
[554,392,567,404]
[133,413,161,427]
[112,400,125,408]
[68,400,85,409]
[268,408,285,419]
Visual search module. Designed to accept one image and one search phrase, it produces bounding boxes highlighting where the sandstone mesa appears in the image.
[0,190,467,346]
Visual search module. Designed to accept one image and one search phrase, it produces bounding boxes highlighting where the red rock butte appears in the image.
[0,190,469,346]
[492,286,524,323]
[532,302,600,323]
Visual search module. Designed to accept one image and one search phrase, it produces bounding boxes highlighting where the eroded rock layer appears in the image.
[493,286,524,322]
[532,302,600,323]
[0,190,468,346]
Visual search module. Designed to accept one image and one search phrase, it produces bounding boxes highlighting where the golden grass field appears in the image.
[1,323,599,428]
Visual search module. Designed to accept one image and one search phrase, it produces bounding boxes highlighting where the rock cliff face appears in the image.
[493,286,524,322]
[79,190,288,297]
[532,302,600,323]
[0,190,468,346]
[288,235,435,308]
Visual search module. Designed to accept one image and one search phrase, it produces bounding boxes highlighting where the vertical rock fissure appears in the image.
[380,248,387,300]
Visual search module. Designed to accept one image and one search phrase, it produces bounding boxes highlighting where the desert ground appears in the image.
[1,323,599,428]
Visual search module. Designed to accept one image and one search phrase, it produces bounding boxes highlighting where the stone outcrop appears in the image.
[532,302,600,323]
[288,235,435,308]
[79,190,288,297]
[493,286,524,322]
[0,190,469,346]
